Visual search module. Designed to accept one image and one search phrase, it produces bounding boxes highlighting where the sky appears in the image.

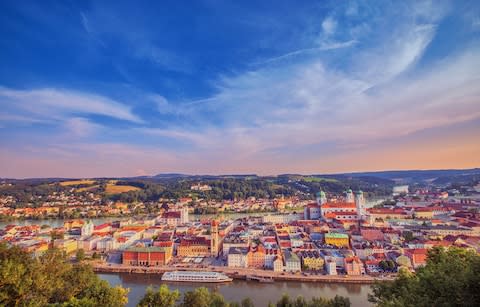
[0,0,479,178]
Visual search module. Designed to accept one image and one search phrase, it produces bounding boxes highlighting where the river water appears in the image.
[98,273,372,307]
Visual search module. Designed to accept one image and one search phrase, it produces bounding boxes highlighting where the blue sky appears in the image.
[0,0,479,178]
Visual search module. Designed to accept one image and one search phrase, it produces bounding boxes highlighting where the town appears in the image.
[2,177,479,282]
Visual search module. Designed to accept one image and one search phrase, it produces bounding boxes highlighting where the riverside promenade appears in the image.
[92,262,393,284]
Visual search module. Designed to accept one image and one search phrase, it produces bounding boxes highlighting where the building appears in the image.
[355,191,366,219]
[298,250,324,270]
[122,246,172,266]
[320,202,357,219]
[324,233,350,248]
[325,260,337,275]
[404,248,428,269]
[211,220,219,257]
[222,236,249,256]
[273,256,284,272]
[53,239,77,254]
[316,191,327,205]
[81,220,94,236]
[227,247,249,268]
[393,185,409,196]
[345,257,363,275]
[177,237,210,257]
[284,250,301,272]
[304,203,321,220]
[345,189,354,203]
[248,245,266,268]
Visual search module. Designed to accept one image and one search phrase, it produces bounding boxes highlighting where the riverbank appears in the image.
[93,263,393,284]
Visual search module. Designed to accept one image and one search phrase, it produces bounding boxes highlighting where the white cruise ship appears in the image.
[161,271,233,283]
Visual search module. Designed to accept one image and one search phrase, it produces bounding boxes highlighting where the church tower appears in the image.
[211,220,219,257]
[355,190,365,220]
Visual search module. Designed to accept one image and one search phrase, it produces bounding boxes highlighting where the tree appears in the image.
[137,285,180,307]
[369,247,480,307]
[181,287,212,307]
[274,293,350,307]
[0,243,128,307]
[241,298,255,307]
[76,249,85,262]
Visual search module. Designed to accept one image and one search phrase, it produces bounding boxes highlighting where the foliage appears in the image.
[137,286,350,307]
[0,243,128,307]
[137,285,180,307]
[75,249,85,262]
[274,293,350,307]
[379,260,396,272]
[369,247,480,307]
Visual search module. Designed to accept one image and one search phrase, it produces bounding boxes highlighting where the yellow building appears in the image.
[299,251,324,270]
[177,237,210,257]
[53,239,78,254]
[63,220,84,231]
[324,233,349,248]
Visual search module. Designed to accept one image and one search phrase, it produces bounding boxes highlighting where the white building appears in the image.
[304,204,321,220]
[325,260,337,275]
[393,185,409,196]
[284,250,301,272]
[227,247,249,268]
[345,189,354,203]
[81,220,94,236]
[355,190,366,219]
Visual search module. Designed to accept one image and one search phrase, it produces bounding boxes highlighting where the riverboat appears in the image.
[161,271,233,283]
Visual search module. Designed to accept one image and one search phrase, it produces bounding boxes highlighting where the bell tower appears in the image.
[211,219,219,257]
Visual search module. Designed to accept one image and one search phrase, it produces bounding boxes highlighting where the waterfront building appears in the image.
[298,250,324,270]
[81,220,94,236]
[248,244,266,268]
[345,257,363,275]
[284,250,301,272]
[325,260,337,275]
[227,246,249,268]
[177,237,210,257]
[64,220,84,231]
[324,233,350,248]
[273,256,284,272]
[122,246,172,266]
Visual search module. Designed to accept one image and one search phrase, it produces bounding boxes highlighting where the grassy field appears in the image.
[59,180,96,186]
[104,184,141,194]
[76,185,100,192]
[302,176,339,183]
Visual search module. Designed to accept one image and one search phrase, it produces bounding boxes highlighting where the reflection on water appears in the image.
[98,273,372,307]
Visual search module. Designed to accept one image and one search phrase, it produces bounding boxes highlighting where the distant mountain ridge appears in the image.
[2,168,479,184]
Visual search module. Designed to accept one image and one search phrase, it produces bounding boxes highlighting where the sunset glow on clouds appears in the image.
[0,0,479,178]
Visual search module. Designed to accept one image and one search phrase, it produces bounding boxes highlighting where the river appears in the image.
[98,273,372,307]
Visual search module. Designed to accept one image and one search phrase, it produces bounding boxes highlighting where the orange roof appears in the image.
[322,202,356,209]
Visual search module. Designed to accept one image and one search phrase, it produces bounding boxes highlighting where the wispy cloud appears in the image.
[259,40,357,64]
[321,16,337,36]
[0,87,143,124]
